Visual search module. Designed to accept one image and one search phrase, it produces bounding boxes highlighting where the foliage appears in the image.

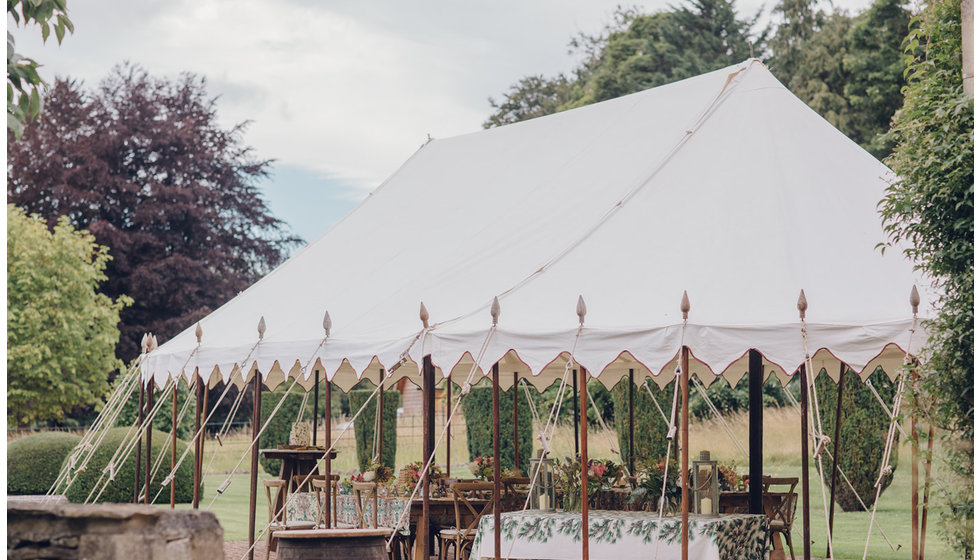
[611,377,670,468]
[717,461,742,491]
[881,0,973,552]
[470,456,495,480]
[7,431,82,495]
[349,388,400,472]
[554,455,610,509]
[258,384,313,475]
[6,0,73,137]
[114,382,195,440]
[814,368,897,510]
[460,383,533,475]
[690,374,797,420]
[536,378,615,429]
[7,204,130,427]
[629,460,683,511]
[402,460,443,485]
[62,427,195,503]
[7,64,299,365]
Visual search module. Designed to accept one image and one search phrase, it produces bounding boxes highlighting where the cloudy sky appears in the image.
[10,0,869,243]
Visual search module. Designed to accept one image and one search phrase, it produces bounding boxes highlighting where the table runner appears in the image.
[472,510,768,560]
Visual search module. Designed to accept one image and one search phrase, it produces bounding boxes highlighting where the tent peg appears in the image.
[797,290,808,319]
[323,310,332,337]
[420,302,430,329]
[576,295,587,325]
[491,296,501,326]
[910,285,920,315]
[257,316,267,339]
[195,323,203,344]
[681,290,691,320]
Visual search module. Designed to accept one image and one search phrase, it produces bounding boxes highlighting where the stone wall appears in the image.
[7,501,223,560]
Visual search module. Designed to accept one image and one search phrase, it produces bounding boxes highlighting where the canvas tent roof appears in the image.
[143,59,930,393]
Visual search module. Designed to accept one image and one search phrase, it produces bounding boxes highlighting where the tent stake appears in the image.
[827,363,845,557]
[580,365,590,560]
[681,348,690,560]
[493,363,502,560]
[749,350,763,515]
[247,371,262,560]
[800,365,811,560]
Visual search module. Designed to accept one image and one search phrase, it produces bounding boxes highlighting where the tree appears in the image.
[7,65,300,363]
[6,0,73,137]
[7,204,130,426]
[881,0,973,552]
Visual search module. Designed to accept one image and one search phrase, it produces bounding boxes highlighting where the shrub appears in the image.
[461,383,532,475]
[258,383,314,475]
[611,377,670,468]
[349,388,400,471]
[8,431,82,495]
[62,427,195,503]
[815,367,897,511]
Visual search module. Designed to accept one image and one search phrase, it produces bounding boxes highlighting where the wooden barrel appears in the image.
[273,528,390,560]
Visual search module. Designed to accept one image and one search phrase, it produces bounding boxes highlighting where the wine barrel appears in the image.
[273,528,391,560]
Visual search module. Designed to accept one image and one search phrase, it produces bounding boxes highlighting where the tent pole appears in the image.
[513,372,519,472]
[446,379,452,475]
[313,370,319,446]
[199,381,209,490]
[135,379,144,503]
[422,356,435,560]
[580,365,590,560]
[749,349,763,515]
[171,383,177,508]
[911,413,920,560]
[144,381,154,504]
[681,348,690,560]
[827,363,846,557]
[572,371,579,456]
[800,365,811,560]
[378,368,385,466]
[920,424,934,560]
[247,371,262,560]
[628,369,635,476]
[493,363,502,560]
[192,376,202,509]
[324,374,332,528]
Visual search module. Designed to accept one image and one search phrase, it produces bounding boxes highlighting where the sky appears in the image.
[9,0,872,244]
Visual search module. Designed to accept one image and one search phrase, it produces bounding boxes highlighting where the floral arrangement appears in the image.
[553,455,622,510]
[339,475,356,494]
[361,462,394,484]
[470,456,495,480]
[630,460,682,512]
[404,460,443,484]
[717,462,742,491]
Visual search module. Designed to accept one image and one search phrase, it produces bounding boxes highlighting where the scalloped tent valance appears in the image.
[142,59,931,393]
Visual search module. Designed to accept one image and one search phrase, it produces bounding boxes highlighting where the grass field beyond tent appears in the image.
[176,407,951,559]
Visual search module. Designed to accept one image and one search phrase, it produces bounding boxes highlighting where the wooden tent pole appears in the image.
[580,365,590,560]
[446,379,452,475]
[247,371,262,560]
[378,368,385,465]
[192,376,202,509]
[171,383,177,508]
[681,348,690,560]
[493,363,502,560]
[749,349,763,515]
[628,369,635,475]
[135,380,144,503]
[144,381,154,504]
[513,372,519,472]
[572,371,579,456]
[911,414,920,560]
[800,365,811,560]
[312,370,319,446]
[421,356,435,560]
[827,363,846,557]
[324,374,332,528]
[919,424,934,560]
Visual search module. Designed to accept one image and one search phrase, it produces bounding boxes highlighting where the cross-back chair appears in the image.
[437,481,495,560]
[761,476,798,560]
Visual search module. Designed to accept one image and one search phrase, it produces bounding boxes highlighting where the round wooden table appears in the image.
[273,528,391,560]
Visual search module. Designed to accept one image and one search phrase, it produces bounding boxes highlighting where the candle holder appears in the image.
[529,450,555,511]
[693,450,719,516]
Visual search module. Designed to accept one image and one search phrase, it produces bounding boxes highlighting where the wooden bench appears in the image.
[272,528,392,560]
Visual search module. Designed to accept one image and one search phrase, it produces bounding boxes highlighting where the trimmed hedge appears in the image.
[62,427,195,503]
[258,384,314,475]
[611,377,670,468]
[815,367,897,511]
[461,383,532,475]
[349,389,400,471]
[8,431,82,495]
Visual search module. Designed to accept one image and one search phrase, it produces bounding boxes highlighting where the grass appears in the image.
[168,407,953,558]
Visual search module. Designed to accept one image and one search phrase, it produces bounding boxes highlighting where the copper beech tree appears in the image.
[7,64,299,363]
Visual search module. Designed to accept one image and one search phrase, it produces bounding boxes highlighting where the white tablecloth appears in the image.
[472,510,769,560]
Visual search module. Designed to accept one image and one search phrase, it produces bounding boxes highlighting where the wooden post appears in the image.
[192,376,202,509]
[827,363,846,557]
[572,371,579,456]
[493,363,502,560]
[628,369,635,475]
[446,379,452,475]
[911,415,920,560]
[312,370,319,446]
[144,381,154,504]
[681,348,690,560]
[513,372,519,472]
[749,350,763,515]
[247,371,262,560]
[580,366,590,560]
[324,374,332,528]
[378,368,385,466]
[422,356,435,560]
[800,365,811,560]
[171,384,177,508]
[135,380,144,503]
[920,424,934,560]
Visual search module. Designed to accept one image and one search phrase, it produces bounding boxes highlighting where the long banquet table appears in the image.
[472,510,769,560]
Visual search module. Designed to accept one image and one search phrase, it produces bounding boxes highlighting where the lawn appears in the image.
[174,407,955,559]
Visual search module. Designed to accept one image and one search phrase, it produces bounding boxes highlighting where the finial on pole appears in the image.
[323,310,332,337]
[149,334,159,352]
[490,296,501,326]
[576,295,587,326]
[910,285,920,315]
[140,333,149,354]
[680,290,690,320]
[797,290,808,320]
[195,323,203,344]
[257,316,267,340]
[420,302,430,329]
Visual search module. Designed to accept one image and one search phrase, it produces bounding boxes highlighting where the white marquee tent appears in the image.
[143,58,930,393]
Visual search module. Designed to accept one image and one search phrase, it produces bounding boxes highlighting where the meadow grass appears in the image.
[179,407,952,558]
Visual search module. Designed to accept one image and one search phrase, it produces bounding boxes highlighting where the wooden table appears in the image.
[273,528,390,560]
[260,448,337,514]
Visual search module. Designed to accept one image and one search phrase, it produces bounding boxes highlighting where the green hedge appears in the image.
[349,389,400,471]
[62,427,195,503]
[611,377,670,468]
[461,383,532,475]
[258,384,314,475]
[815,367,897,511]
[8,431,82,495]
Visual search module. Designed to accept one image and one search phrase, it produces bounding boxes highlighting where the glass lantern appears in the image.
[529,450,555,511]
[693,450,719,516]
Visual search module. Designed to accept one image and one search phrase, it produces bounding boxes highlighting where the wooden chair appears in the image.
[437,481,494,560]
[501,477,531,512]
[353,481,380,529]
[761,476,798,560]
[311,474,351,528]
[263,479,316,560]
